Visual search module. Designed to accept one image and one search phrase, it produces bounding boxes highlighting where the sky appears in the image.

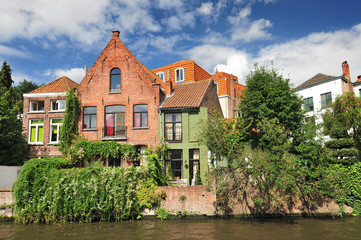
[1,0,361,88]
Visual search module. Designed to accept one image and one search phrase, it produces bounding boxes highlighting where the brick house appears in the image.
[77,31,166,157]
[152,61,245,118]
[159,79,222,185]
[23,76,78,158]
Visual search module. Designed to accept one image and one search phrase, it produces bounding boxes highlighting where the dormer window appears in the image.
[110,68,121,92]
[175,68,184,83]
[29,100,44,112]
[156,72,165,82]
[51,100,66,111]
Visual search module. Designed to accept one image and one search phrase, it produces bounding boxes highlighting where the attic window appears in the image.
[51,100,66,111]
[175,68,184,83]
[156,72,165,82]
[29,100,44,112]
[110,68,121,92]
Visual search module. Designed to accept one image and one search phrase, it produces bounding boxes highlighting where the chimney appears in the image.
[165,80,172,96]
[215,68,218,79]
[112,30,120,38]
[84,65,87,75]
[342,61,350,79]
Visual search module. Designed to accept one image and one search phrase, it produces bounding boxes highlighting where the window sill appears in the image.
[132,127,148,130]
[82,128,98,131]
[28,111,45,114]
[28,143,44,146]
[47,142,59,145]
[49,110,65,113]
[102,136,127,141]
[109,91,121,94]
[166,140,182,143]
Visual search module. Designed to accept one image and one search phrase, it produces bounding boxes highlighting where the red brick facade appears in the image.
[77,31,165,147]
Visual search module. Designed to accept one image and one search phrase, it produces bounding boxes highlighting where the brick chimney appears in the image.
[342,61,350,80]
[165,80,172,96]
[112,30,120,38]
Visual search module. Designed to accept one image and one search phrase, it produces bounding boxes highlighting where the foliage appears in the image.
[322,93,361,163]
[0,61,13,89]
[199,112,248,167]
[195,168,202,185]
[67,139,138,164]
[167,163,174,180]
[13,79,42,111]
[144,142,169,186]
[239,64,304,149]
[13,157,165,223]
[155,207,170,220]
[0,67,28,165]
[59,88,81,154]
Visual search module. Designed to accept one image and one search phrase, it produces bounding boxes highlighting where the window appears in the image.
[133,104,148,128]
[51,99,66,111]
[105,105,125,137]
[175,68,184,83]
[321,92,332,108]
[83,107,97,129]
[303,97,314,112]
[215,82,219,95]
[50,118,63,143]
[110,68,121,92]
[189,149,200,186]
[156,72,165,82]
[164,113,182,141]
[359,89,361,97]
[166,149,182,179]
[29,119,44,143]
[29,100,44,112]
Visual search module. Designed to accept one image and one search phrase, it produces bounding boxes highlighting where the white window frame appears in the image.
[49,118,63,144]
[175,68,185,83]
[156,72,165,82]
[50,99,66,112]
[29,100,45,112]
[28,119,44,144]
[215,82,219,95]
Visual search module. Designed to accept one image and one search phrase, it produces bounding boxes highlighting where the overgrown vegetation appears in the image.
[12,157,166,223]
[59,88,81,154]
[201,64,361,216]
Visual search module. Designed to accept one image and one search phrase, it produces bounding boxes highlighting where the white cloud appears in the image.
[156,0,182,9]
[228,6,251,24]
[197,2,213,15]
[0,45,31,59]
[231,18,272,42]
[44,67,85,83]
[162,12,195,32]
[255,23,361,87]
[0,0,161,46]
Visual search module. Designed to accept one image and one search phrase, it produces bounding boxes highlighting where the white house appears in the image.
[295,61,353,125]
[353,75,361,97]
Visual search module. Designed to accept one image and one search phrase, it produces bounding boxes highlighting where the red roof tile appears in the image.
[31,76,79,93]
[161,79,212,108]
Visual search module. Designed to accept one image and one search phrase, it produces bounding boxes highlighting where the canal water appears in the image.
[1,217,361,240]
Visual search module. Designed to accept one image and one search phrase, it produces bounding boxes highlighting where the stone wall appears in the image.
[0,189,13,217]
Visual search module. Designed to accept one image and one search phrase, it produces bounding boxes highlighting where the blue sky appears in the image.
[1,0,361,87]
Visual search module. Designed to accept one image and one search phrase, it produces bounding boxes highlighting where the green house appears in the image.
[159,79,223,185]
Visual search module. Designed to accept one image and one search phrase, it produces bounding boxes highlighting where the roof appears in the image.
[295,73,339,90]
[31,76,79,93]
[161,79,212,109]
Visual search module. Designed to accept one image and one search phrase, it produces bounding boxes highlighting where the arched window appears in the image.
[110,68,121,92]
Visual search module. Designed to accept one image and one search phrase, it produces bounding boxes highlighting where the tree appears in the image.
[323,92,361,163]
[239,64,304,149]
[0,61,13,89]
[59,89,81,154]
[0,68,28,165]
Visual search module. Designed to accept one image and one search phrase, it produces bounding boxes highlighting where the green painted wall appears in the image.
[159,107,209,185]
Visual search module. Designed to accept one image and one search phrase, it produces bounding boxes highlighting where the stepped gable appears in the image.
[295,73,337,90]
[161,79,213,108]
[30,76,78,93]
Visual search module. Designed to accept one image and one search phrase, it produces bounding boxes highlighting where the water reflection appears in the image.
[1,217,361,240]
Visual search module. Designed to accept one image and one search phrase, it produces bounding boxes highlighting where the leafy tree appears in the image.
[322,92,361,163]
[0,87,27,166]
[0,61,13,89]
[59,88,81,154]
[239,64,304,149]
[13,79,42,112]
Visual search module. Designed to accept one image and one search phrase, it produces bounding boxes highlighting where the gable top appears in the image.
[30,76,78,93]
[82,31,165,90]
[161,79,213,109]
[295,73,341,90]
